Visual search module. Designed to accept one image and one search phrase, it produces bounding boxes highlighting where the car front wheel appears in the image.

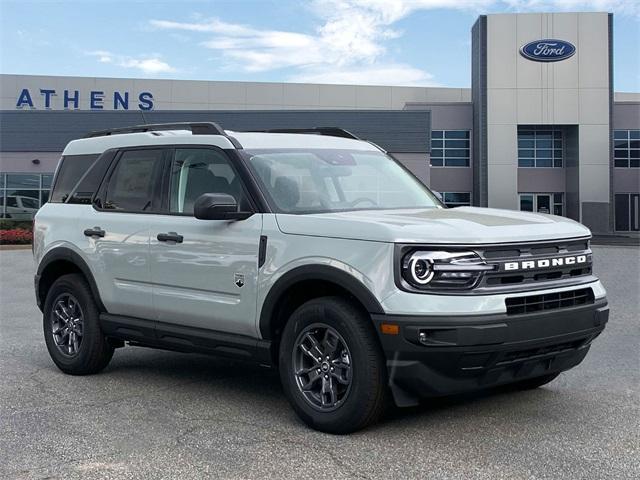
[279,296,387,434]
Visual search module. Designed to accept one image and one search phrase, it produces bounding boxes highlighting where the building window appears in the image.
[518,127,563,168]
[431,130,470,167]
[0,173,53,221]
[442,192,471,208]
[614,130,640,168]
[519,192,564,216]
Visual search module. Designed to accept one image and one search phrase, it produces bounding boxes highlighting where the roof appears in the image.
[228,131,379,151]
[62,129,379,155]
[62,131,234,155]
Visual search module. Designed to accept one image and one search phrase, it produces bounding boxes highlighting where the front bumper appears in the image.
[372,298,609,406]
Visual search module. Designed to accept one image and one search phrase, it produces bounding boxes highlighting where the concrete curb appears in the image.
[0,244,32,251]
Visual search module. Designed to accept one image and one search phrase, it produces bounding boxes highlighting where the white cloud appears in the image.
[147,0,639,85]
[291,64,440,86]
[502,1,640,16]
[328,0,640,18]
[86,51,175,74]
[89,50,114,64]
[148,6,439,85]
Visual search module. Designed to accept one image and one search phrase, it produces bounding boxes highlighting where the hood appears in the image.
[275,207,591,244]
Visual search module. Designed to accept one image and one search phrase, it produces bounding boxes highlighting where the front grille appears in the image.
[476,238,593,291]
[496,339,586,365]
[485,266,592,286]
[505,288,594,315]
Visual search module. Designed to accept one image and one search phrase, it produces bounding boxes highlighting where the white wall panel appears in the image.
[170,80,208,104]
[318,84,357,108]
[579,88,610,124]
[355,86,392,109]
[487,14,517,89]
[488,89,517,124]
[578,13,610,89]
[209,82,247,105]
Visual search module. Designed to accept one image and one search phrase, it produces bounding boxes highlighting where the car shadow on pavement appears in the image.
[95,346,561,432]
[378,381,559,429]
[102,347,285,399]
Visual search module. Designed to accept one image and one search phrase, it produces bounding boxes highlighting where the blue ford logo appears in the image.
[520,39,576,62]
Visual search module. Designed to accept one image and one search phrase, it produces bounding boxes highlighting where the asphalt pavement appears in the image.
[0,247,638,479]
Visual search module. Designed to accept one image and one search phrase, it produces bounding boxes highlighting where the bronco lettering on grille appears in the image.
[504,255,588,271]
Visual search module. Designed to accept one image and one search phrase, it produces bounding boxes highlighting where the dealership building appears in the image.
[0,11,638,233]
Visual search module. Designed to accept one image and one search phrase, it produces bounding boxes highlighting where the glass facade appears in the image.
[430,130,470,167]
[0,173,53,220]
[518,127,563,168]
[614,130,640,168]
[442,192,471,208]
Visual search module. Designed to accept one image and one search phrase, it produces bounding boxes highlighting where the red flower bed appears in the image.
[0,228,33,245]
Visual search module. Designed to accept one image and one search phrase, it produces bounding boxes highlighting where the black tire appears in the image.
[43,273,114,375]
[279,296,387,434]
[513,372,560,390]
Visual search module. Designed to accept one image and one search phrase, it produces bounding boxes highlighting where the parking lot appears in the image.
[0,246,638,480]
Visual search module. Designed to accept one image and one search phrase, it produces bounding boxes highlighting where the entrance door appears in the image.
[536,194,551,214]
[633,194,640,231]
[615,193,640,231]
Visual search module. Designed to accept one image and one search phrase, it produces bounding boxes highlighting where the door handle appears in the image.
[84,227,105,238]
[157,232,183,243]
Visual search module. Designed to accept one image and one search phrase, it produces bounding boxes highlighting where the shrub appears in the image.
[0,220,33,231]
[0,228,33,245]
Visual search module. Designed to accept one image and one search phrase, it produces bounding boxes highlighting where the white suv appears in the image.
[34,122,608,433]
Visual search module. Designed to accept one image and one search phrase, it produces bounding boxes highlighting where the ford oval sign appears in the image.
[520,39,576,62]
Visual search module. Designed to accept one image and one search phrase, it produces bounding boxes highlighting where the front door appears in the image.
[148,147,262,337]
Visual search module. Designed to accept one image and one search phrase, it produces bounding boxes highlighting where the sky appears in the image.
[1,0,639,91]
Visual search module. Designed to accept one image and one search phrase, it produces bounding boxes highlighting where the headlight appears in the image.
[401,250,495,290]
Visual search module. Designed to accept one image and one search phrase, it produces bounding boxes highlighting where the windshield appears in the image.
[243,148,442,213]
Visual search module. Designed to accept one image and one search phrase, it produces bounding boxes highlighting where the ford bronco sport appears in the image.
[34,122,608,433]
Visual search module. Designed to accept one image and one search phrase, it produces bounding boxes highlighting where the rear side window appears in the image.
[66,151,117,204]
[102,149,165,212]
[50,154,99,203]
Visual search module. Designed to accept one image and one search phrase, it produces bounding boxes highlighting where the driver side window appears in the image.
[169,148,245,215]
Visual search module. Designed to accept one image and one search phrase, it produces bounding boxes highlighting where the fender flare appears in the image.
[35,247,106,313]
[258,264,384,339]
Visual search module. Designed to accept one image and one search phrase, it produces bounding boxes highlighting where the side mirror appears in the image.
[193,193,253,221]
[432,190,443,202]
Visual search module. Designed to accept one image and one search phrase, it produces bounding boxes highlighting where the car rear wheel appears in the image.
[43,274,114,375]
[279,296,387,434]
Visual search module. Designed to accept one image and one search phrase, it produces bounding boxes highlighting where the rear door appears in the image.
[148,146,263,338]
[78,148,167,320]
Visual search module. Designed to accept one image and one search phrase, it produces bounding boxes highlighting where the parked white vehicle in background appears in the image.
[2,194,39,220]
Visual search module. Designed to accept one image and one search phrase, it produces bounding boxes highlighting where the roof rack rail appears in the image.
[84,122,226,138]
[255,127,360,140]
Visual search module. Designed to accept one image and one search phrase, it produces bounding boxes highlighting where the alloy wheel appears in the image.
[292,323,353,411]
[51,293,84,356]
